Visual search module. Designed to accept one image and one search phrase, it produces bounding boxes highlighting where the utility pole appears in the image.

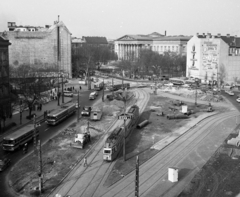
[37,140,43,193]
[33,115,37,149]
[195,80,198,106]
[57,15,61,106]
[61,74,64,104]
[122,70,124,90]
[135,155,139,197]
[77,91,80,123]
[112,77,114,97]
[123,94,126,161]
[102,78,105,102]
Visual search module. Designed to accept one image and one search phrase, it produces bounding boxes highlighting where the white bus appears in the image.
[46,103,76,125]
[2,124,39,151]
[169,78,185,85]
[94,81,104,91]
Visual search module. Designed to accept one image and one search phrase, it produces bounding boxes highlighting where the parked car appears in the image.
[89,92,97,100]
[228,91,234,96]
[236,98,240,103]
[0,158,11,172]
[81,106,92,116]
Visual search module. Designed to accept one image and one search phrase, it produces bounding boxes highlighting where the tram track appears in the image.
[49,88,150,197]
[97,109,239,197]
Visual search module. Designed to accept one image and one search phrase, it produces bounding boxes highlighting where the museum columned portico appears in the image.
[114,32,191,61]
[116,43,151,60]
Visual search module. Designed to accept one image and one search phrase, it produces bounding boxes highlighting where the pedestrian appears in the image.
[83,157,88,167]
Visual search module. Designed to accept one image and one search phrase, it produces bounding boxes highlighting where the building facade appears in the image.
[0,36,11,131]
[186,33,240,84]
[114,32,191,60]
[1,21,72,78]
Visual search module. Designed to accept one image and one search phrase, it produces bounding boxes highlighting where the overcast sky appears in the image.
[1,0,240,39]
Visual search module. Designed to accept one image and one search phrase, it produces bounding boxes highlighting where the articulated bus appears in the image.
[2,124,39,151]
[46,103,76,125]
[169,78,185,86]
[94,81,104,91]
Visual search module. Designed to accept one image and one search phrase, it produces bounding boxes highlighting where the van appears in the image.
[89,92,97,100]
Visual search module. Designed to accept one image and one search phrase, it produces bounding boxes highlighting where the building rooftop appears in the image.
[197,33,240,47]
[82,36,108,44]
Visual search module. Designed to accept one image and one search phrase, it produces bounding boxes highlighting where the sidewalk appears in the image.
[0,97,73,140]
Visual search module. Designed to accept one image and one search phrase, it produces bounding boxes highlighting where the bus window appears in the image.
[104,149,111,154]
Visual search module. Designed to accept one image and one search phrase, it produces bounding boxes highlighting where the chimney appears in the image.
[165,31,167,36]
[217,33,221,37]
[8,22,16,31]
[203,33,205,37]
[227,34,230,37]
[196,33,199,36]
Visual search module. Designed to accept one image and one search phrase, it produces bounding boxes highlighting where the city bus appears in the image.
[169,78,185,86]
[94,81,104,91]
[46,103,76,125]
[2,124,39,151]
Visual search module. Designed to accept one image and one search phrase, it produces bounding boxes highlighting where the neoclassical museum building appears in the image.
[114,32,191,60]
[186,33,240,84]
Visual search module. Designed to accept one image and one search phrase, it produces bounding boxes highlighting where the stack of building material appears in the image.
[227,131,240,147]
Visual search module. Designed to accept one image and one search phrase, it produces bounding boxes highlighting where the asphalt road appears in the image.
[0,89,107,197]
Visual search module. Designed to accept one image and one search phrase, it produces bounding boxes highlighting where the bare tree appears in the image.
[218,63,227,86]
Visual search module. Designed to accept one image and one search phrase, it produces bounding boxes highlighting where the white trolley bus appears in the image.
[46,103,76,125]
[2,124,39,151]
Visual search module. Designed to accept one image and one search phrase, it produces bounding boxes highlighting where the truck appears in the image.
[90,106,103,121]
[81,106,92,116]
[74,132,91,149]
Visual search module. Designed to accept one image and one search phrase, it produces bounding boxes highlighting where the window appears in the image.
[172,46,174,51]
[161,46,163,51]
[164,46,167,51]
[168,46,170,51]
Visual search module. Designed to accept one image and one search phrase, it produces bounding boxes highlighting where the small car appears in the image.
[236,98,240,103]
[0,158,11,172]
[228,91,234,96]
[81,106,92,116]
[89,92,97,100]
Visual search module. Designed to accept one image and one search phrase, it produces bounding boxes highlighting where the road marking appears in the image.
[45,128,50,132]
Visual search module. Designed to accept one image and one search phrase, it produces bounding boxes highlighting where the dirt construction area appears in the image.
[103,88,229,187]
[8,85,239,197]
[8,91,137,197]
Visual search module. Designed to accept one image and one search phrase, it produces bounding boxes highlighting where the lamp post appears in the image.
[102,78,105,102]
[77,91,80,123]
[19,100,23,125]
[61,73,64,104]
[123,93,126,161]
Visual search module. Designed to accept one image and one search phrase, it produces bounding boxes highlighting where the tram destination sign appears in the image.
[118,114,133,120]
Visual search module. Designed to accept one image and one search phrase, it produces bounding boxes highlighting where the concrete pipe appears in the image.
[137,120,149,129]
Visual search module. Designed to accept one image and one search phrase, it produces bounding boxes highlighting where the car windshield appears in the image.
[83,107,89,110]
